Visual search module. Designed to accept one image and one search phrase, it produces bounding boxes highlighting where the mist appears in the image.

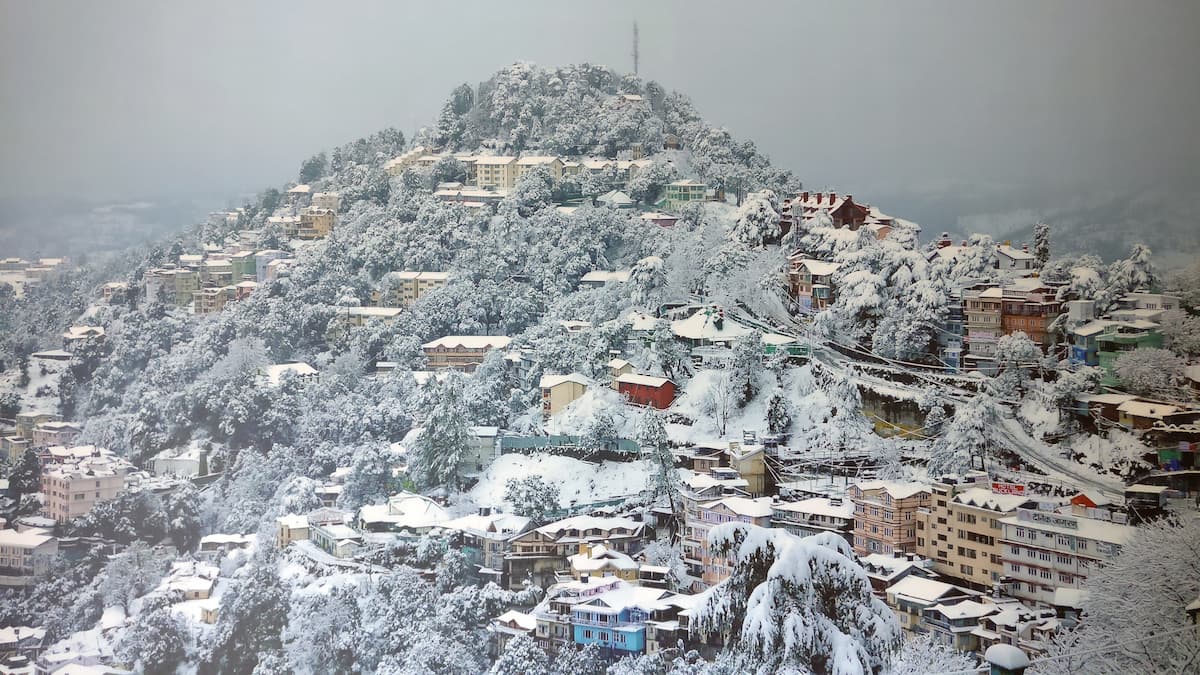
[2,0,1198,253]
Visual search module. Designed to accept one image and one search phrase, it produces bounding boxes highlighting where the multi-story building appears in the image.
[373,271,450,306]
[995,245,1036,275]
[312,192,341,211]
[540,373,590,419]
[506,515,647,591]
[193,286,232,315]
[917,474,1036,590]
[253,250,288,283]
[14,413,59,440]
[963,285,1003,371]
[31,422,81,448]
[1096,322,1164,386]
[786,255,839,313]
[442,510,532,585]
[200,259,234,287]
[683,496,772,589]
[297,208,336,239]
[0,529,58,587]
[421,335,513,372]
[885,574,976,635]
[999,508,1135,607]
[849,481,932,556]
[771,496,855,543]
[566,544,640,584]
[662,180,707,212]
[474,156,518,190]
[1000,280,1061,353]
[1109,291,1181,323]
[143,268,198,307]
[39,451,131,523]
[334,306,403,328]
[515,156,563,182]
[384,146,429,176]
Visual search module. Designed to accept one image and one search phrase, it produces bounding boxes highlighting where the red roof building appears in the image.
[615,373,677,410]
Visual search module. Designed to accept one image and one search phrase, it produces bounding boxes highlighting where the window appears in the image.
[584,629,593,639]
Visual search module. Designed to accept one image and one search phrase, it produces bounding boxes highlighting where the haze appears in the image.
[2,1,1199,226]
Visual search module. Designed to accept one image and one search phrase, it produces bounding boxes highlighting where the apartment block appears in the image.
[374,271,450,306]
[474,156,518,190]
[40,451,131,523]
[421,335,513,372]
[849,481,932,556]
[0,529,58,587]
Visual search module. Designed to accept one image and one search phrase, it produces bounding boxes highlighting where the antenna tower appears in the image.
[633,22,640,76]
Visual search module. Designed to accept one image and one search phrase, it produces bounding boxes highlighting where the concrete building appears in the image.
[540,373,590,419]
[849,481,933,556]
[0,529,58,587]
[297,208,336,239]
[685,496,773,588]
[771,496,855,542]
[662,180,707,212]
[917,474,1036,590]
[31,422,81,449]
[515,156,563,182]
[999,507,1135,607]
[374,271,450,306]
[39,451,130,523]
[421,335,513,372]
[474,156,518,190]
[964,286,1003,371]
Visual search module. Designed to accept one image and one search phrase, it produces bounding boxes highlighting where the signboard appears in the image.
[991,482,1026,496]
[1018,508,1078,530]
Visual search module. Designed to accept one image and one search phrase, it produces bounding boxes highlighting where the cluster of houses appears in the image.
[0,256,69,299]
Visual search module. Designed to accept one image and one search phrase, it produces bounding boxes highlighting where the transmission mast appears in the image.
[633,22,640,76]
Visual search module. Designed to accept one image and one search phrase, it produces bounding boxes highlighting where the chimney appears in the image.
[815,193,823,205]
[801,191,809,202]
[581,573,589,584]
[844,194,852,203]
[829,191,837,203]
[893,550,903,559]
[830,496,842,506]
[907,553,915,562]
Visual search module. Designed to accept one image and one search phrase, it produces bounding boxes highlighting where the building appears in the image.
[0,529,57,587]
[373,271,450,306]
[309,522,362,558]
[996,245,1036,274]
[442,510,533,584]
[1095,322,1164,386]
[771,496,855,542]
[858,552,938,595]
[999,507,1135,607]
[885,574,976,634]
[0,625,46,661]
[596,190,635,209]
[358,492,450,539]
[254,250,288,283]
[999,280,1061,352]
[685,496,773,588]
[39,451,131,523]
[565,580,692,658]
[489,610,537,656]
[334,306,403,328]
[567,544,640,584]
[1117,399,1179,430]
[31,422,81,449]
[463,426,501,475]
[786,255,839,313]
[607,358,635,381]
[515,156,564,182]
[276,513,311,548]
[312,192,341,211]
[297,208,336,239]
[922,599,1000,651]
[917,475,1036,590]
[540,373,590,419]
[229,251,257,281]
[579,270,632,288]
[1109,291,1181,323]
[506,515,647,591]
[61,326,105,350]
[384,146,429,176]
[421,335,513,372]
[257,362,319,388]
[964,286,1003,370]
[192,285,232,315]
[143,268,198,307]
[849,481,932,556]
[474,156,519,190]
[725,443,768,497]
[662,180,707,212]
[615,374,676,409]
[14,413,59,440]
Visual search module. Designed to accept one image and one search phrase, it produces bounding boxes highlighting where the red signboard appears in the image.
[991,482,1026,496]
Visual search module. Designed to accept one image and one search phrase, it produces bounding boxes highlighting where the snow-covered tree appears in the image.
[692,526,901,674]
[339,443,399,508]
[729,190,780,248]
[729,331,764,406]
[505,165,555,217]
[885,633,978,675]
[1033,222,1051,270]
[490,634,549,675]
[992,331,1042,399]
[1158,309,1200,357]
[504,475,561,523]
[550,643,604,675]
[1035,518,1200,675]
[1101,243,1158,310]
[1113,347,1185,398]
[581,409,618,450]
[764,389,792,435]
[117,605,190,675]
[640,409,683,520]
[202,558,290,674]
[412,372,473,490]
[929,392,999,475]
[630,255,667,309]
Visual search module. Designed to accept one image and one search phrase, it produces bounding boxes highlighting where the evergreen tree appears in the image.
[1033,222,1051,270]
[764,389,792,435]
[412,372,473,491]
[202,558,290,675]
[729,331,764,406]
[490,635,549,675]
[504,475,561,523]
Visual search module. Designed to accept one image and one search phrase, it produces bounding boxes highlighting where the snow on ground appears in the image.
[0,353,68,415]
[545,386,639,437]
[467,452,652,509]
[1019,394,1061,438]
[1070,429,1152,472]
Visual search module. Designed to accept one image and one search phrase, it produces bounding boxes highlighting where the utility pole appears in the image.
[633,22,640,76]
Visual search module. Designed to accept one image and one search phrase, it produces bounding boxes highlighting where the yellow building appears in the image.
[384,146,429,176]
[567,543,640,583]
[422,335,513,372]
[298,208,336,239]
[474,156,518,190]
[515,156,564,182]
[917,474,1035,590]
[725,443,768,497]
[374,271,450,306]
[539,373,589,419]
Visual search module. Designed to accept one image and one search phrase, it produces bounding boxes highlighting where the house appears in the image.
[505,515,647,591]
[464,426,501,475]
[98,282,129,303]
[858,552,938,595]
[14,413,59,440]
[309,522,362,558]
[1109,291,1181,323]
[297,208,336,239]
[474,156,519,190]
[421,335,513,372]
[686,496,773,588]
[607,358,635,381]
[432,187,507,211]
[579,270,632,288]
[276,513,311,548]
[373,271,450,306]
[1096,322,1164,386]
[229,251,257,281]
[964,286,1003,371]
[39,451,131,523]
[442,510,533,584]
[670,307,753,349]
[771,496,855,542]
[663,134,682,150]
[0,529,58,587]
[197,534,253,556]
[257,362,319,388]
[31,422,81,449]
[639,212,679,227]
[61,326,104,350]
[885,575,976,634]
[996,245,1036,274]
[541,374,590,419]
[164,562,219,600]
[334,306,403,328]
[515,156,564,182]
[151,445,208,478]
[488,610,537,656]
[384,146,429,176]
[917,474,1036,590]
[922,599,999,651]
[848,480,933,556]
[999,279,1062,352]
[312,192,341,211]
[662,180,707,212]
[253,250,288,283]
[725,443,768,497]
[787,255,840,313]
[565,580,692,658]
[615,374,676,409]
[999,508,1135,607]
[0,625,46,660]
[1117,399,1180,430]
[1069,319,1121,366]
[357,492,450,538]
[566,543,640,584]
[779,191,871,234]
[596,190,635,209]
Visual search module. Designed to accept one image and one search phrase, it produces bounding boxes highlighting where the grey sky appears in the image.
[2,0,1198,205]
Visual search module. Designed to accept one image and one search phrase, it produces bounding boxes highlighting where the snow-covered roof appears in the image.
[277,513,308,529]
[421,335,513,350]
[536,515,643,537]
[493,610,537,631]
[1075,393,1138,406]
[852,480,931,501]
[671,309,754,342]
[596,190,634,205]
[580,270,632,284]
[569,545,639,571]
[540,373,590,389]
[929,600,996,620]
[339,306,403,318]
[887,575,968,604]
[1116,400,1180,418]
[287,184,311,194]
[999,512,1135,545]
[616,373,672,388]
[794,259,840,276]
[516,155,560,165]
[952,488,1032,513]
[0,528,54,549]
[441,512,531,539]
[259,362,317,385]
[0,625,45,645]
[607,358,631,369]
[1072,319,1118,337]
[199,534,253,546]
[701,496,774,518]
[573,582,682,615]
[473,155,517,165]
[622,310,658,332]
[984,644,1030,670]
[360,492,450,530]
[997,245,1035,260]
[317,523,361,540]
[668,179,706,187]
[773,497,854,519]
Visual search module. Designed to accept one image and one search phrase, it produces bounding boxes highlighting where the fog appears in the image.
[2,0,1198,243]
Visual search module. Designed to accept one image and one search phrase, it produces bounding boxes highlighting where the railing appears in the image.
[572,615,631,628]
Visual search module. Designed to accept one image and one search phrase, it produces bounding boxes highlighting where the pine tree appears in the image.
[412,372,473,491]
[504,475,561,523]
[490,635,550,675]
[1033,222,1051,270]
[764,389,792,435]
[639,410,682,523]
[729,331,764,406]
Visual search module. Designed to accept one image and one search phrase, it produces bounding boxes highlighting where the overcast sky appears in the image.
[2,0,1198,207]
